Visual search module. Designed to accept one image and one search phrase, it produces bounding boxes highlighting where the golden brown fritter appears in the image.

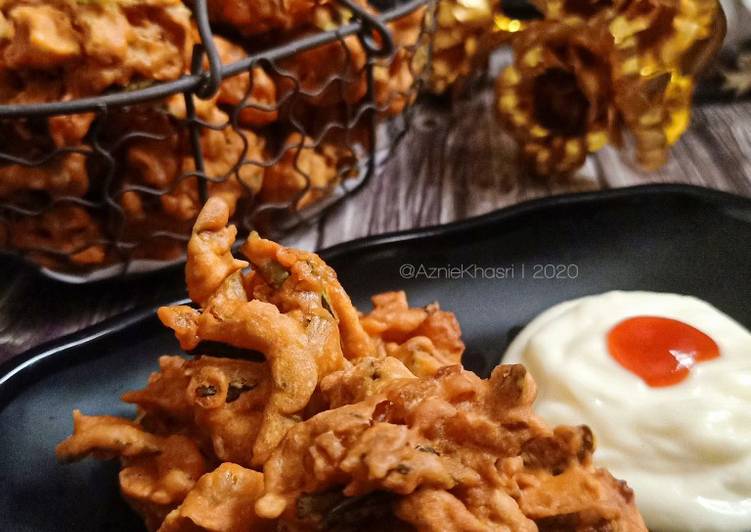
[158,197,352,465]
[154,199,463,467]
[374,7,426,117]
[361,291,465,377]
[257,364,646,532]
[240,218,374,361]
[320,356,416,409]
[374,47,416,117]
[0,149,87,199]
[0,0,193,144]
[0,0,192,90]
[259,133,348,210]
[0,0,427,273]
[0,1,273,271]
[9,203,107,268]
[120,96,266,224]
[158,463,276,532]
[276,36,367,108]
[206,0,324,37]
[56,411,207,531]
[57,411,164,462]
[0,0,194,268]
[212,36,278,128]
[57,200,644,531]
[269,4,367,108]
[123,355,272,468]
[0,4,277,268]
[395,486,536,531]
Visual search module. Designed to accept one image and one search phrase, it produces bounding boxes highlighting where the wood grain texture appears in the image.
[2,90,751,362]
[314,92,751,248]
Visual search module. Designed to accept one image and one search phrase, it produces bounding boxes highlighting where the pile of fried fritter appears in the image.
[56,197,646,531]
[0,0,423,269]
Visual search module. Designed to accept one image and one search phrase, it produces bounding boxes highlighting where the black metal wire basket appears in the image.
[0,0,434,282]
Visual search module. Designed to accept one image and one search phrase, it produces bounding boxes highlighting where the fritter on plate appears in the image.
[57,198,646,532]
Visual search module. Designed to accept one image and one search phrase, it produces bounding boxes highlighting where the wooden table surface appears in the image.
[2,85,751,363]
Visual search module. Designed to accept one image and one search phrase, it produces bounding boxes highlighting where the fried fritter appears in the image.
[276,34,366,108]
[395,486,535,531]
[158,463,275,532]
[158,197,353,465]
[123,355,272,467]
[259,133,348,210]
[0,149,87,199]
[56,411,164,462]
[206,0,323,37]
[240,220,373,361]
[0,0,192,90]
[374,47,416,117]
[0,0,192,145]
[257,364,646,532]
[320,356,416,409]
[9,203,107,267]
[57,200,645,532]
[56,411,207,531]
[213,36,278,128]
[272,5,367,108]
[121,96,266,224]
[362,291,465,377]
[374,8,426,117]
[0,0,194,268]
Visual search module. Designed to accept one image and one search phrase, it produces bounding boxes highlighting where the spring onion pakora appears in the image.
[57,198,646,531]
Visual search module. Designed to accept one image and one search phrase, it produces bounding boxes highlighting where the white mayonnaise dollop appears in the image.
[503,291,751,532]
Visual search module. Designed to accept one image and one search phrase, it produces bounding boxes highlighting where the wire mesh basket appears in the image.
[0,0,434,282]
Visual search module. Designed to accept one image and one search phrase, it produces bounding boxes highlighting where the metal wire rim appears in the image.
[0,0,427,119]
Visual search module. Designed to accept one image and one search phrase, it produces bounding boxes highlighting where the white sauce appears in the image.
[503,291,751,532]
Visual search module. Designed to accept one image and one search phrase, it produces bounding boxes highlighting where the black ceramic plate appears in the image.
[2,184,750,531]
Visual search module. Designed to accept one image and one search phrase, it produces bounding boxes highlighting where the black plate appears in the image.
[2,184,750,531]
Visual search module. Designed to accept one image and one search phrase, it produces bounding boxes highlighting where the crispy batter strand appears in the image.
[257,364,645,532]
[123,355,272,467]
[159,463,275,532]
[362,291,465,376]
[160,197,349,465]
[56,411,207,531]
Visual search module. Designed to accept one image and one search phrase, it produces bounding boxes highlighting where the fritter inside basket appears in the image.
[206,0,325,37]
[0,0,193,144]
[0,0,193,266]
[0,0,428,272]
[57,201,646,531]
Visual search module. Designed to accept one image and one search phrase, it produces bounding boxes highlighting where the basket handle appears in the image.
[191,0,223,99]
[337,0,395,58]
